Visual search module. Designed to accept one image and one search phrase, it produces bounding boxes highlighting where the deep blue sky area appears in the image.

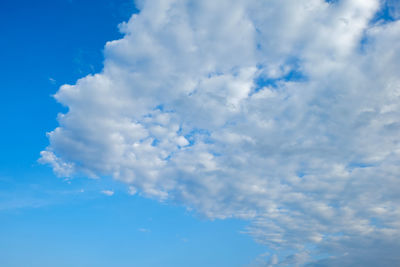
[0,1,264,266]
[0,0,137,170]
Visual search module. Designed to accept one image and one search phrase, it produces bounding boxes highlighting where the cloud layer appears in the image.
[41,0,400,265]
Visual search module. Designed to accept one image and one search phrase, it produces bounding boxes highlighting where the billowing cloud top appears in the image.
[41,0,400,265]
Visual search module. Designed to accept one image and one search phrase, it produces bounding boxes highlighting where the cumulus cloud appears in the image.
[41,0,400,265]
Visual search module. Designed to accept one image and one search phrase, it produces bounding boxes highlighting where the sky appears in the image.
[1,0,400,266]
[0,0,264,266]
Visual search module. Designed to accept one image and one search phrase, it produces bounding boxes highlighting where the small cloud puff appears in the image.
[128,186,137,195]
[100,190,114,196]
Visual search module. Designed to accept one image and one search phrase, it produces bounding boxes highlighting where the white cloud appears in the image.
[100,190,114,196]
[128,186,137,195]
[41,0,400,265]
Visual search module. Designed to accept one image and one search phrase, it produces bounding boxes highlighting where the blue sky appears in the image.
[0,1,264,266]
[2,0,400,266]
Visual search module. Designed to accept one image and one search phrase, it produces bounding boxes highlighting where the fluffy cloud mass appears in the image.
[41,0,400,265]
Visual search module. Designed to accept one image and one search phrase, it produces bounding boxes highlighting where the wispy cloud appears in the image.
[100,190,114,196]
[48,77,56,84]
